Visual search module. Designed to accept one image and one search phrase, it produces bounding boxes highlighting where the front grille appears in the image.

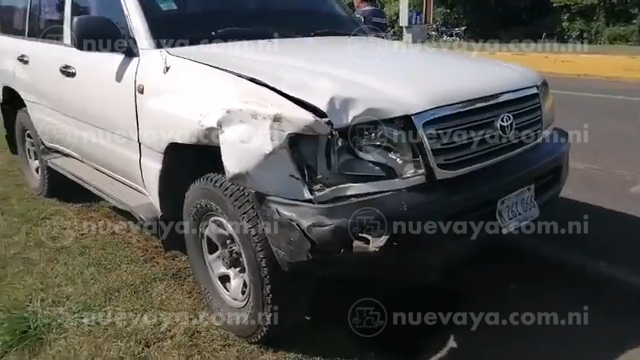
[421,90,543,172]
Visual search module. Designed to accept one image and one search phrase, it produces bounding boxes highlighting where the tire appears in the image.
[14,108,63,197]
[183,173,307,344]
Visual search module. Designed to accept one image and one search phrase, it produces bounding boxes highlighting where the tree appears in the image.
[551,0,638,43]
[358,0,638,44]
[637,0,640,43]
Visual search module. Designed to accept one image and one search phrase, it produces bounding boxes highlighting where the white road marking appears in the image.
[427,335,457,360]
[552,90,640,101]
[570,161,638,177]
[570,162,640,194]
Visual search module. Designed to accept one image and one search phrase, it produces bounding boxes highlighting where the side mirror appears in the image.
[71,15,137,56]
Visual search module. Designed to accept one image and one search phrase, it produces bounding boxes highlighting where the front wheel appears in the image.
[14,108,64,197]
[183,173,308,344]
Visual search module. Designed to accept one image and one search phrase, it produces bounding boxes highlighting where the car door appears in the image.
[0,0,28,95]
[12,0,72,150]
[53,0,144,189]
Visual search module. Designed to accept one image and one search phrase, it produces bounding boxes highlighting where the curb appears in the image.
[541,73,640,83]
[473,52,640,81]
[478,51,639,58]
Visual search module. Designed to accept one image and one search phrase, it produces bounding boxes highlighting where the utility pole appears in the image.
[401,0,433,42]
[399,0,414,42]
[424,0,434,24]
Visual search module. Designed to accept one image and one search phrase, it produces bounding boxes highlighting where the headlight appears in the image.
[289,118,425,192]
[539,79,555,130]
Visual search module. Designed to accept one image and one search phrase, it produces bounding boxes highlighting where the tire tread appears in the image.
[185,173,291,344]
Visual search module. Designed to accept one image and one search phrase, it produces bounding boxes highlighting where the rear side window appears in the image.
[0,0,29,36]
[27,0,65,42]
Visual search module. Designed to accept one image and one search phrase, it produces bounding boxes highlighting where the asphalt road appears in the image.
[549,76,640,217]
[282,76,640,360]
[535,76,640,283]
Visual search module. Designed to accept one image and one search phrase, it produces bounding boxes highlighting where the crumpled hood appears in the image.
[168,36,542,127]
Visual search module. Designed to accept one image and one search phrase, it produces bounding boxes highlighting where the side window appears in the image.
[27,0,65,42]
[0,0,29,36]
[72,0,131,37]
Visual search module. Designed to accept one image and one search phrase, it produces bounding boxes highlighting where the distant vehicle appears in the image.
[441,26,467,41]
[1,0,569,344]
[426,24,467,42]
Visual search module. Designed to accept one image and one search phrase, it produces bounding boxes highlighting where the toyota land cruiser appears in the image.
[0,0,569,343]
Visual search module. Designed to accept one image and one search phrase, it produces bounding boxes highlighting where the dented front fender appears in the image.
[137,51,330,201]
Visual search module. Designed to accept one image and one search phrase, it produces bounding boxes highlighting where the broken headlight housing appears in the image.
[290,118,425,192]
[539,79,555,130]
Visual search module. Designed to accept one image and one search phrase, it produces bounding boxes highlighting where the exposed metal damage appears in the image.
[190,88,428,266]
[211,107,331,200]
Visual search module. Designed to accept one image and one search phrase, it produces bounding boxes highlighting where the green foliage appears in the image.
[433,6,466,28]
[344,0,640,45]
[0,304,55,357]
[603,24,639,43]
[551,0,639,43]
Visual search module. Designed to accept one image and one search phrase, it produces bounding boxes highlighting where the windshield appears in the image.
[138,0,369,47]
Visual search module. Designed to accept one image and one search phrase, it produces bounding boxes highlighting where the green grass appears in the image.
[0,300,56,357]
[0,137,316,359]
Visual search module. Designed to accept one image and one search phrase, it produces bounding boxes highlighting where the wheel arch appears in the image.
[1,86,26,155]
[157,142,225,222]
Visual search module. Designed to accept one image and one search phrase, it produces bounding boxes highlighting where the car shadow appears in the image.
[50,172,188,253]
[269,196,640,360]
[49,186,640,359]
[51,170,103,204]
[515,196,640,282]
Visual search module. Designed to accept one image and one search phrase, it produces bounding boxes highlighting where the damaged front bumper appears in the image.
[258,128,570,269]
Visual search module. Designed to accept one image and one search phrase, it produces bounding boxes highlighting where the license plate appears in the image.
[496,185,539,233]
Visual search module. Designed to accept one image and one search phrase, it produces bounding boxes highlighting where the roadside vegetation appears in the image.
[0,137,309,359]
[349,0,640,45]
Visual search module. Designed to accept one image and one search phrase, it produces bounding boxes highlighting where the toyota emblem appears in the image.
[496,113,515,137]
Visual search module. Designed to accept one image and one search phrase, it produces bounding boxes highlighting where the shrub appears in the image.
[603,25,639,44]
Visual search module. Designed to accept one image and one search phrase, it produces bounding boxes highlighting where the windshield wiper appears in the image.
[309,29,368,37]
[212,27,291,40]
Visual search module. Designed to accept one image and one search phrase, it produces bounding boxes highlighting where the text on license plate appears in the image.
[495,184,540,232]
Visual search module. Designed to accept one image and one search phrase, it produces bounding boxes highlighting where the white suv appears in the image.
[1,0,569,343]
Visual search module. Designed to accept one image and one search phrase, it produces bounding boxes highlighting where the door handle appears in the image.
[17,54,30,65]
[59,65,76,78]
